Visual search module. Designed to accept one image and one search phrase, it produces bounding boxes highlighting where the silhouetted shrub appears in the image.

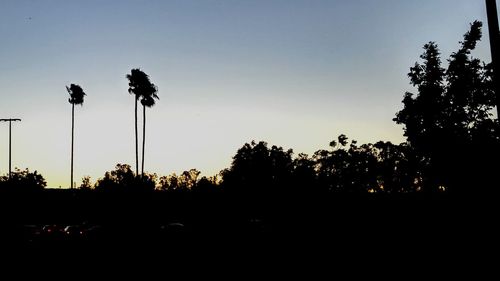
[0,168,46,191]
[94,163,156,191]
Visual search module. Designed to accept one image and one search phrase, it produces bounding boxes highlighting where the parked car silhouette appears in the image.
[41,224,65,240]
[64,225,85,238]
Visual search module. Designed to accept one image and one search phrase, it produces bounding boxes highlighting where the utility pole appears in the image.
[0,118,21,179]
[486,0,500,118]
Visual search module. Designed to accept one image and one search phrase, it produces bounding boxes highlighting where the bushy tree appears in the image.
[373,141,420,193]
[290,153,317,193]
[221,141,293,195]
[0,168,46,191]
[314,135,378,193]
[394,21,500,193]
[79,176,93,190]
[192,176,220,193]
[158,169,203,191]
[94,164,156,191]
[158,173,180,191]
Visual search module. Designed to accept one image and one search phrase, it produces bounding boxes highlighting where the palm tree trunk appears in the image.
[142,104,146,177]
[71,103,74,189]
[135,98,139,176]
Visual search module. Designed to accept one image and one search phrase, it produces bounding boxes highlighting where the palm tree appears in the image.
[140,86,159,176]
[126,69,144,176]
[126,69,158,176]
[67,84,86,189]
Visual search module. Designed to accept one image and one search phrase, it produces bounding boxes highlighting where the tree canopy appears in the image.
[394,21,500,193]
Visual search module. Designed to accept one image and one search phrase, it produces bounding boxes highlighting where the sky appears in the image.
[0,0,496,188]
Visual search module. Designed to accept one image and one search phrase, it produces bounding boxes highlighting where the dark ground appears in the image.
[0,189,496,274]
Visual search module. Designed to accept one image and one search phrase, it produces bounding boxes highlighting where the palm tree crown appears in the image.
[140,85,159,107]
[127,69,156,100]
[67,84,86,105]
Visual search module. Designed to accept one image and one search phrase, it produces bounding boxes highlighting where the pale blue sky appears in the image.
[0,0,495,187]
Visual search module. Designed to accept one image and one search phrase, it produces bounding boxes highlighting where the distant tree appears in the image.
[394,21,499,193]
[158,169,201,191]
[314,135,378,193]
[373,142,420,193]
[0,168,46,191]
[95,164,135,191]
[66,83,86,189]
[94,163,156,191]
[158,173,179,191]
[346,142,379,193]
[178,169,201,190]
[221,141,293,195]
[126,68,158,177]
[291,153,317,192]
[79,176,93,190]
[139,172,158,191]
[192,175,219,193]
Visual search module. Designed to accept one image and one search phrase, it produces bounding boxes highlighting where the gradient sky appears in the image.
[0,0,495,187]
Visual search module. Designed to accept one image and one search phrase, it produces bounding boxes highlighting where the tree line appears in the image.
[1,21,498,196]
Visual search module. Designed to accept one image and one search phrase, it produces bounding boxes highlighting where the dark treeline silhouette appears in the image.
[0,168,46,191]
[220,137,418,196]
[51,137,415,196]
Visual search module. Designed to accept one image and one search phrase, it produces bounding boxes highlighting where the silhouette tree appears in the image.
[221,141,293,196]
[178,169,201,190]
[314,135,378,193]
[140,87,159,176]
[158,173,180,191]
[127,69,143,176]
[126,68,158,177]
[394,21,499,193]
[95,163,136,191]
[79,176,93,190]
[67,84,86,189]
[94,163,156,191]
[192,175,219,193]
[373,141,419,193]
[0,168,46,191]
[158,169,201,191]
[310,135,425,194]
[291,153,317,193]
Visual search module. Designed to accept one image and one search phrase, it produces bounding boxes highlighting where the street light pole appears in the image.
[486,0,500,118]
[0,118,21,179]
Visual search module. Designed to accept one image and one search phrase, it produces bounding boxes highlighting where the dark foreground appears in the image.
[0,189,496,273]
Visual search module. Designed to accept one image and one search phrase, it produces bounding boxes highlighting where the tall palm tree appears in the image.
[140,86,159,176]
[126,69,145,176]
[67,84,86,189]
[126,69,158,176]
